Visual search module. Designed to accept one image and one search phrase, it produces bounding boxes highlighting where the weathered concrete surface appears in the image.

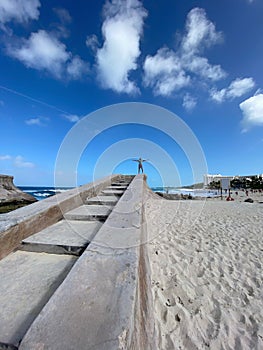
[20,220,102,255]
[102,189,125,196]
[111,182,130,186]
[86,195,118,205]
[64,204,113,221]
[19,175,156,350]
[0,175,36,205]
[105,185,128,190]
[0,251,76,347]
[0,175,122,260]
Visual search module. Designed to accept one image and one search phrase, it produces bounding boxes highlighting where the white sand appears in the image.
[145,190,263,349]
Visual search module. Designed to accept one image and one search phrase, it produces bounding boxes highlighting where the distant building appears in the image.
[203,173,263,188]
[203,174,234,187]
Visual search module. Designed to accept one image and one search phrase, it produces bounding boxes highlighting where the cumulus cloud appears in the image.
[0,0,40,25]
[7,30,69,77]
[66,56,89,80]
[186,56,225,81]
[240,93,263,129]
[95,0,147,94]
[14,156,35,168]
[228,78,255,98]
[143,7,225,97]
[143,48,190,96]
[210,77,255,103]
[183,93,197,111]
[209,88,226,103]
[182,8,223,56]
[7,30,89,80]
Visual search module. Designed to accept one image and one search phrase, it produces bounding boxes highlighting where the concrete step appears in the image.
[111,182,130,187]
[0,251,76,347]
[101,189,124,196]
[19,220,102,256]
[64,205,113,221]
[85,195,118,205]
[105,185,128,190]
[18,175,150,350]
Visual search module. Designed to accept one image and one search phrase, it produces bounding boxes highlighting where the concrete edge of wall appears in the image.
[0,174,121,260]
[19,174,156,350]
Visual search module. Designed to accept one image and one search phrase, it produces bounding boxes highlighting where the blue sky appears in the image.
[0,0,263,187]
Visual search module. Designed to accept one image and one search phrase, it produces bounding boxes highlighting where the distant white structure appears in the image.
[203,174,234,187]
[203,173,263,188]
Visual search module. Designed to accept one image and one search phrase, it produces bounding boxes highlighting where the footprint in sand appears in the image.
[197,268,205,278]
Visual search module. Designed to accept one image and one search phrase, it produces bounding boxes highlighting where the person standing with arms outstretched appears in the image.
[133,157,147,174]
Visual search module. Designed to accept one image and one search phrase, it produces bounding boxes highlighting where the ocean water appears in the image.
[19,186,219,201]
[19,186,73,201]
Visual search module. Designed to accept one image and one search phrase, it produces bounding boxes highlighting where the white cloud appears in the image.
[143,7,225,97]
[25,117,48,126]
[14,156,35,168]
[66,56,89,80]
[7,30,89,80]
[86,34,99,52]
[63,114,80,123]
[186,56,226,81]
[182,8,223,56]
[8,30,69,77]
[143,48,190,96]
[211,77,255,103]
[95,0,147,94]
[53,8,72,25]
[210,88,226,103]
[25,118,42,126]
[183,93,197,111]
[0,155,11,160]
[240,93,263,128]
[0,154,35,168]
[227,78,255,98]
[0,0,40,24]
[52,7,72,39]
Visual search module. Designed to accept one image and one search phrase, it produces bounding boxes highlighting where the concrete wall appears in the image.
[19,174,156,349]
[0,175,121,260]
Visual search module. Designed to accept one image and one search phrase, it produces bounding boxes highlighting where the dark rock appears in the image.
[156,192,181,200]
[244,198,254,203]
[0,342,18,350]
[0,175,37,212]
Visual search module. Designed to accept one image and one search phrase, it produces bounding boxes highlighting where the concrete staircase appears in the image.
[0,176,134,349]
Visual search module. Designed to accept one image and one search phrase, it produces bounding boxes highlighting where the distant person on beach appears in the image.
[133,157,147,174]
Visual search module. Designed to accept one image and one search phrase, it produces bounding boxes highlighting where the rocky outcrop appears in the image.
[156,192,194,200]
[0,175,37,209]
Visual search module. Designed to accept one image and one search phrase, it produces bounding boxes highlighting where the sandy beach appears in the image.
[145,190,263,349]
